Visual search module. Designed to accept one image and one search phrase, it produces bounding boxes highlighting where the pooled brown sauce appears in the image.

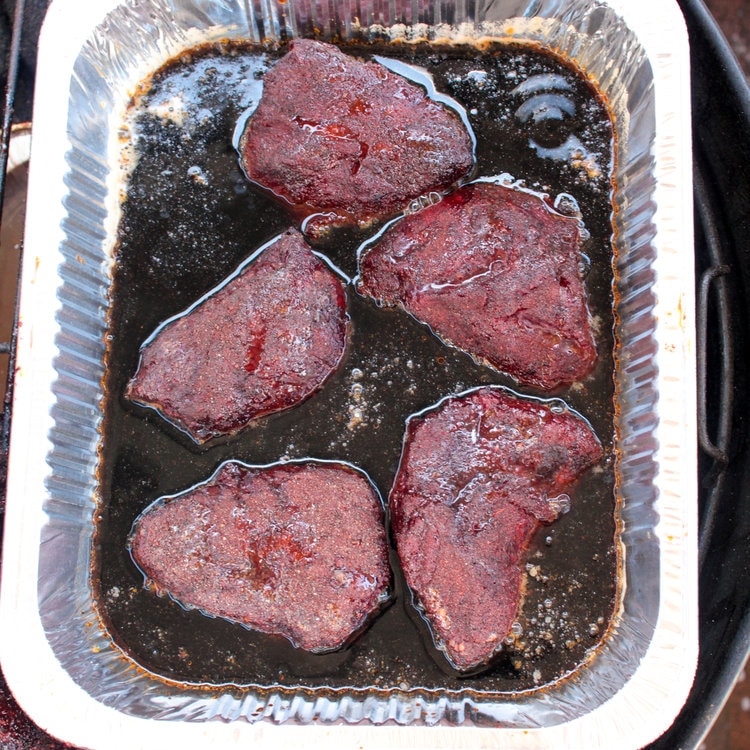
[95,39,617,694]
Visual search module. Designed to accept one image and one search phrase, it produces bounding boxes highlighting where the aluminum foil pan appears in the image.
[0,0,696,747]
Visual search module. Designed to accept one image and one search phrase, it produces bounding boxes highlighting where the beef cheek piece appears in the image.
[130,460,390,652]
[357,181,597,390]
[125,228,348,443]
[390,387,603,671]
[238,39,474,238]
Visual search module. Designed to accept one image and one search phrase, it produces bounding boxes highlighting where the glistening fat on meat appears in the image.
[390,387,603,671]
[357,181,598,390]
[238,39,475,238]
[125,228,348,443]
[129,460,391,653]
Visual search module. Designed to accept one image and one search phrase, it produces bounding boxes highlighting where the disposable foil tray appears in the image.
[0,0,696,747]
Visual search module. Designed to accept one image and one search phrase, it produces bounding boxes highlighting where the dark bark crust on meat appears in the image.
[390,386,603,671]
[357,181,598,390]
[126,228,348,443]
[129,460,391,653]
[239,39,475,238]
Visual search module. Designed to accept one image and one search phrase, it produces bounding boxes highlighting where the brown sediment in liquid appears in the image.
[94,39,617,693]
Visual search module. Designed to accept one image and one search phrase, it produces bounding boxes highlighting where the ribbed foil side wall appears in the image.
[36,0,670,730]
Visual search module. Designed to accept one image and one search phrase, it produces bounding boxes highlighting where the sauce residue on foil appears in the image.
[95,39,617,693]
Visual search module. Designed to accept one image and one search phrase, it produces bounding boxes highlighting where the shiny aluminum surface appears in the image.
[0,1,695,747]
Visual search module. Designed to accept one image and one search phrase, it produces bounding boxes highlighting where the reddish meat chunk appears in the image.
[238,39,474,238]
[390,387,602,670]
[130,460,390,652]
[126,228,348,443]
[357,181,597,390]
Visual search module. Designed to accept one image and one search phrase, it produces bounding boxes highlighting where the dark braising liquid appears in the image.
[95,39,617,693]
